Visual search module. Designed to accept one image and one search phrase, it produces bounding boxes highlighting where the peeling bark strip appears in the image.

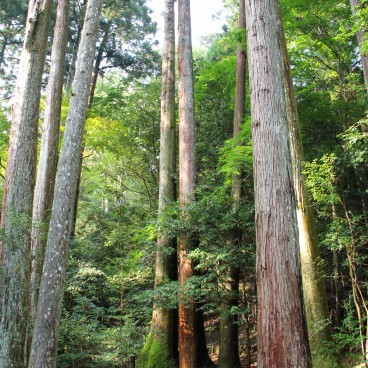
[0,0,52,366]
[245,0,312,367]
[31,0,70,323]
[28,0,103,366]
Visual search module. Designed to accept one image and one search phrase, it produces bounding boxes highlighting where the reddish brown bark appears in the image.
[178,1,212,367]
[245,0,312,367]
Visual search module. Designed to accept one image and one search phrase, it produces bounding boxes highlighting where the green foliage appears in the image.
[66,0,159,85]
[58,249,152,366]
[219,117,253,180]
[194,31,239,174]
[303,154,340,214]
[312,354,341,368]
[155,178,255,312]
[339,118,368,167]
[0,105,9,201]
[152,281,178,310]
[281,0,367,163]
[57,78,163,367]
[332,297,363,351]
[0,0,26,95]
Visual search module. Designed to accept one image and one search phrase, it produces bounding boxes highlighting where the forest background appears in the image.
[0,0,367,367]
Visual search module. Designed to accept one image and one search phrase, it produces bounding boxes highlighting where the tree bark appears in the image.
[178,1,210,367]
[0,35,8,72]
[350,0,368,90]
[218,269,241,368]
[218,1,245,367]
[69,144,84,238]
[245,0,312,367]
[64,2,86,96]
[88,21,111,107]
[65,36,79,95]
[30,0,70,322]
[275,1,332,356]
[0,0,53,366]
[138,1,178,366]
[28,0,102,366]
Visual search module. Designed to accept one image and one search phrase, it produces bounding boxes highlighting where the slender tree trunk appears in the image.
[0,0,53,366]
[0,36,8,71]
[65,38,79,94]
[178,1,212,367]
[340,199,368,368]
[276,1,332,356]
[350,0,368,89]
[245,0,312,367]
[64,2,85,96]
[137,1,178,366]
[70,144,84,238]
[88,21,111,107]
[356,166,368,226]
[241,284,252,368]
[332,249,341,326]
[218,269,241,368]
[28,0,102,365]
[218,2,245,367]
[30,0,70,322]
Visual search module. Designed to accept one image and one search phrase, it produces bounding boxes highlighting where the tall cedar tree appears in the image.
[137,0,178,366]
[275,2,332,355]
[28,0,103,365]
[178,1,213,367]
[350,0,368,89]
[30,0,70,321]
[218,1,245,367]
[177,0,197,365]
[245,0,312,366]
[0,0,52,366]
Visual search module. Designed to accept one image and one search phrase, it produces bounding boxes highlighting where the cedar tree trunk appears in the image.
[28,0,102,365]
[276,1,332,356]
[88,20,111,107]
[30,0,70,321]
[138,0,178,366]
[245,0,312,367]
[178,1,212,367]
[0,0,52,366]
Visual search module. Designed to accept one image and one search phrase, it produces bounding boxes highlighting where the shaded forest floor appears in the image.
[204,315,365,368]
[205,315,257,367]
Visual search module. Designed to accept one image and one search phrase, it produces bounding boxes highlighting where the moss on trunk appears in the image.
[136,334,178,368]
